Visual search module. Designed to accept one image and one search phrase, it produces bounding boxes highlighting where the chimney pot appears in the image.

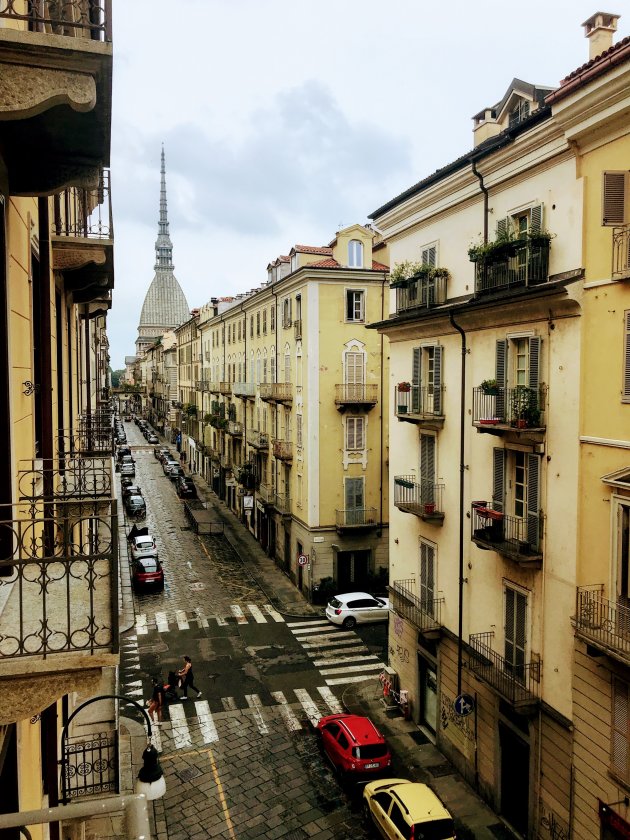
[582,11,620,60]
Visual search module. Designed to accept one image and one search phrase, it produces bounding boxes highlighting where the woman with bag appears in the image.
[178,655,201,700]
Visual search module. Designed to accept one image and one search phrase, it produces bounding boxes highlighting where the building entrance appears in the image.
[499,721,529,835]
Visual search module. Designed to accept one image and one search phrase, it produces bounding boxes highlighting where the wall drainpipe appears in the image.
[471,159,489,244]
[450,310,467,696]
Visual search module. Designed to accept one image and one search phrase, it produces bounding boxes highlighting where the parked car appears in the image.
[325,592,390,629]
[167,464,185,481]
[154,446,169,460]
[176,476,197,498]
[131,556,164,593]
[122,483,142,500]
[317,714,391,777]
[120,462,136,478]
[163,459,179,475]
[362,779,455,840]
[121,476,134,491]
[117,446,132,462]
[148,434,159,444]
[125,494,146,519]
[130,534,158,561]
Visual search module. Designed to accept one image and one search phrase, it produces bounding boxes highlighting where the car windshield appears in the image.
[139,558,158,572]
[412,819,454,840]
[329,598,343,609]
[129,496,143,505]
[135,539,153,550]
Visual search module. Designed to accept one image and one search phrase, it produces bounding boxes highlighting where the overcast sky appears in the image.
[109,0,628,369]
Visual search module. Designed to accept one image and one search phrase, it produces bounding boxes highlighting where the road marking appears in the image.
[301,637,365,650]
[155,611,169,632]
[287,620,329,628]
[325,674,377,686]
[195,700,218,743]
[230,605,247,624]
[317,686,344,714]
[221,697,237,711]
[319,661,384,676]
[194,607,209,628]
[293,630,356,641]
[312,654,379,667]
[306,645,370,659]
[206,748,237,840]
[294,688,322,728]
[245,694,269,734]
[262,604,284,623]
[150,724,163,753]
[175,610,189,630]
[247,604,267,623]
[168,704,192,749]
[135,614,148,635]
[290,625,341,636]
[125,680,143,698]
[215,614,229,626]
[271,691,303,731]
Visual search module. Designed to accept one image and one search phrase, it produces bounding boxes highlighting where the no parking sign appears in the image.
[297,553,308,566]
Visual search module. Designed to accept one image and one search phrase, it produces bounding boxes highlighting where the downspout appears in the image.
[471,160,489,244]
[379,273,386,535]
[37,198,53,464]
[271,286,279,500]
[449,310,467,697]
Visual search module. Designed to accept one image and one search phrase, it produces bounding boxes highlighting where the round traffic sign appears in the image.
[297,553,308,566]
[453,693,475,717]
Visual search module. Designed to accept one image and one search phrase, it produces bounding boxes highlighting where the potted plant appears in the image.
[511,385,540,427]
[423,502,436,515]
[480,379,500,396]
[397,382,412,393]
[526,227,554,247]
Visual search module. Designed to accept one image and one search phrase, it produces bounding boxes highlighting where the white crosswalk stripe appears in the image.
[245,694,269,734]
[291,620,385,686]
[175,610,189,630]
[135,614,148,635]
[155,611,169,632]
[320,661,384,676]
[150,724,163,753]
[300,636,364,650]
[317,686,344,714]
[168,704,192,749]
[195,700,218,743]
[325,674,377,686]
[215,614,229,626]
[262,604,284,622]
[247,604,267,623]
[294,688,324,728]
[286,620,329,628]
[230,605,247,624]
[271,691,302,731]
[221,696,237,711]
[194,607,209,628]
[312,653,379,667]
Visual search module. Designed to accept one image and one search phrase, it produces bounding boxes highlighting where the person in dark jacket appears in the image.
[178,655,201,700]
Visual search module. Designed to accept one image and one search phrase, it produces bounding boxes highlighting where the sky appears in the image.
[109,0,629,369]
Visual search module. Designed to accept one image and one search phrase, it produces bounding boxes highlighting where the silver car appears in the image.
[325,592,390,629]
[130,535,158,561]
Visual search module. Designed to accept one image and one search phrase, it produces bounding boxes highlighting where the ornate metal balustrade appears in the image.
[259,382,293,403]
[62,729,118,800]
[53,169,112,239]
[612,225,630,279]
[389,579,443,634]
[227,421,243,437]
[246,428,269,449]
[18,457,112,500]
[219,382,232,395]
[474,241,550,294]
[0,497,118,661]
[273,492,290,514]
[574,586,630,666]
[393,477,444,522]
[469,631,540,708]
[257,484,274,505]
[334,383,378,408]
[0,0,111,40]
[58,424,115,457]
[335,507,378,531]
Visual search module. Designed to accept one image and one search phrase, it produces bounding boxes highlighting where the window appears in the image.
[270,306,275,332]
[271,353,276,383]
[348,239,363,268]
[344,350,365,390]
[420,434,436,505]
[256,356,261,385]
[250,316,254,338]
[263,309,267,334]
[346,289,365,322]
[602,171,629,226]
[291,252,299,272]
[412,345,443,415]
[624,311,630,403]
[282,297,292,328]
[263,355,268,383]
[345,477,364,517]
[495,335,541,394]
[238,320,241,341]
[284,350,291,383]
[296,414,303,448]
[616,499,630,607]
[421,243,437,267]
[497,204,543,238]
[612,678,630,783]
[504,585,527,682]
[419,540,435,616]
[508,98,530,128]
[256,312,260,336]
[492,448,541,550]
[346,416,365,450]
[389,803,409,837]
[297,474,303,507]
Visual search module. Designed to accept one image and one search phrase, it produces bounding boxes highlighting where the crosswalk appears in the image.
[288,620,386,686]
[134,603,285,634]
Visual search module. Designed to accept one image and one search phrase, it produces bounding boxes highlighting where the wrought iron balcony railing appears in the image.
[232,382,256,399]
[0,497,118,662]
[574,586,630,666]
[246,428,269,449]
[395,274,447,313]
[389,579,443,634]
[394,477,444,522]
[219,382,232,395]
[334,383,378,407]
[195,379,211,392]
[471,503,542,568]
[335,507,378,530]
[259,382,293,403]
[472,385,546,431]
[18,457,112,500]
[227,421,243,437]
[257,483,274,504]
[469,632,540,708]
[395,386,444,422]
[52,169,112,240]
[474,241,550,294]
[273,492,290,514]
[0,0,111,41]
[58,425,115,457]
[272,439,293,462]
[612,226,630,280]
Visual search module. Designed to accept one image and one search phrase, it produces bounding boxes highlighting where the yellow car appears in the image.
[363,778,456,839]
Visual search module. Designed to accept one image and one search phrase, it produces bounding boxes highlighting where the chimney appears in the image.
[582,11,620,60]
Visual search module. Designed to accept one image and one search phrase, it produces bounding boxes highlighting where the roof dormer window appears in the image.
[509,99,530,128]
[348,239,363,268]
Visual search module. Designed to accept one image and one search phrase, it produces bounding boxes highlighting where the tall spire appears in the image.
[155,144,174,271]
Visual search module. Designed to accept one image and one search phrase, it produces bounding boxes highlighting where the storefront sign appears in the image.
[599,801,630,840]
[243,495,254,510]
[256,500,265,513]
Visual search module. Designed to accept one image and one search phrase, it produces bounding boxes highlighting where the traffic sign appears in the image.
[297,554,308,566]
[453,693,475,717]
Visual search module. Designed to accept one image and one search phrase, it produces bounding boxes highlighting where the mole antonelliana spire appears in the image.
[135,146,190,356]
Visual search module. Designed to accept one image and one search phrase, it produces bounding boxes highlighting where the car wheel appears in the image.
[342,616,357,629]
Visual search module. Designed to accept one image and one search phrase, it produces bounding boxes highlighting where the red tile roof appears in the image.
[372,260,389,271]
[294,244,333,255]
[308,258,339,268]
[546,35,630,103]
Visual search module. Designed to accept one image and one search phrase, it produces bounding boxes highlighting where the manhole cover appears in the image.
[176,766,203,783]
[427,762,454,777]
[189,582,205,591]
[408,730,429,745]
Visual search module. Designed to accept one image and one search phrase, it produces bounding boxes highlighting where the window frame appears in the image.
[345,288,365,323]
[348,239,363,268]
[345,415,365,451]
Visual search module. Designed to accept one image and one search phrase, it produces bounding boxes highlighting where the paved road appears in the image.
[119,420,388,839]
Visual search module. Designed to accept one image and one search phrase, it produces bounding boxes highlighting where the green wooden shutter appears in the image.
[528,336,541,391]
[526,454,540,550]
[496,217,510,238]
[433,346,442,415]
[492,448,505,512]
[505,587,527,677]
[495,339,508,419]
[420,541,435,614]
[412,347,422,413]
[421,245,437,266]
[420,434,436,504]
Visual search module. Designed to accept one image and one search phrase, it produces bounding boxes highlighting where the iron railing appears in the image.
[195,379,211,392]
[0,497,118,660]
[612,226,630,279]
[471,503,542,563]
[219,382,231,395]
[257,483,274,504]
[246,428,269,449]
[272,439,293,461]
[334,383,378,406]
[232,382,256,399]
[58,425,115,457]
[472,385,546,429]
[335,507,378,529]
[0,0,111,41]
[389,579,443,633]
[395,274,447,313]
[393,477,444,519]
[259,382,293,403]
[469,632,540,707]
[18,457,112,500]
[273,492,290,514]
[474,241,550,294]
[227,421,243,437]
[395,385,444,418]
[52,169,112,240]
[574,586,630,665]
[62,730,118,801]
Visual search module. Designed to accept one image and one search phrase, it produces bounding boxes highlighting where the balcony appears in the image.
[335,507,378,533]
[0,496,118,718]
[0,0,113,195]
[273,439,293,462]
[273,492,291,515]
[18,456,112,500]
[52,169,114,303]
[227,420,243,437]
[574,586,630,666]
[247,428,269,450]
[394,273,447,314]
[472,385,546,437]
[471,503,542,568]
[232,382,256,400]
[334,383,378,411]
[196,379,211,392]
[389,579,443,638]
[219,382,232,396]
[220,453,232,470]
[472,240,550,295]
[612,226,630,280]
[58,420,114,457]
[257,483,274,504]
[235,465,255,490]
[260,382,293,404]
[469,632,540,710]
[393,477,444,524]
[395,386,444,430]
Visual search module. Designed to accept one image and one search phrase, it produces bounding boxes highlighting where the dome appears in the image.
[139,269,190,329]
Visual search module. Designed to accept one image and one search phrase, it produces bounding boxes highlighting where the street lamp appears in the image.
[60,693,166,804]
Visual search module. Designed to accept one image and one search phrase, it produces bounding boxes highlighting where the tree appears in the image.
[110,369,125,387]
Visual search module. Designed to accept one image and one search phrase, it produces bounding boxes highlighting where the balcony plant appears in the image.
[390,260,425,285]
[526,227,554,247]
[397,382,412,393]
[184,403,197,417]
[480,379,500,396]
[395,477,414,489]
[510,385,541,428]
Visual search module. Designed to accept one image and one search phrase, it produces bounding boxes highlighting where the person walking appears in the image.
[178,655,201,700]
[148,677,165,723]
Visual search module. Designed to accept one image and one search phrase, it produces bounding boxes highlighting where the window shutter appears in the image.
[433,346,443,415]
[611,679,630,781]
[356,417,365,450]
[505,587,515,665]
[492,448,506,512]
[526,454,540,550]
[421,245,437,267]
[529,204,544,232]
[528,336,541,391]
[495,339,508,418]
[420,434,436,503]
[624,311,630,403]
[603,172,628,226]
[496,217,510,238]
[420,541,435,613]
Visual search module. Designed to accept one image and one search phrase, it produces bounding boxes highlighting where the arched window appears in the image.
[348,239,363,268]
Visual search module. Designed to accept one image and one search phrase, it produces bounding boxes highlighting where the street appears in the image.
[119,420,388,839]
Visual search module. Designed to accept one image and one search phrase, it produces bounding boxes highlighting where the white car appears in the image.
[325,592,390,629]
[130,535,158,561]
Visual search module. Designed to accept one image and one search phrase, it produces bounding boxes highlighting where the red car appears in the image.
[131,556,164,593]
[317,714,391,777]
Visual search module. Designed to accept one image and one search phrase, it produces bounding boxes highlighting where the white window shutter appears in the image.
[530,204,544,232]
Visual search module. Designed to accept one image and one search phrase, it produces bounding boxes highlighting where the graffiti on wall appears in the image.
[539,801,570,840]
[440,690,475,759]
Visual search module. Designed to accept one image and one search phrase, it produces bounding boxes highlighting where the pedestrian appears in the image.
[148,677,165,723]
[178,655,201,700]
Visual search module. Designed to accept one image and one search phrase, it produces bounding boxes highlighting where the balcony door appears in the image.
[420,434,436,506]
[493,448,540,549]
[345,476,364,526]
[412,345,442,415]
[504,585,527,682]
[344,350,365,401]
[616,500,630,623]
[419,540,435,616]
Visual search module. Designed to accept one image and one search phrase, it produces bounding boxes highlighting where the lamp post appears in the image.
[60,694,166,804]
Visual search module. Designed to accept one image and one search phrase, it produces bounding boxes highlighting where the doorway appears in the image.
[499,722,529,835]
[418,656,438,733]
[335,549,370,590]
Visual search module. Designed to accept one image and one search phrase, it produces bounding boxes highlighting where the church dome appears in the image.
[139,270,190,329]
